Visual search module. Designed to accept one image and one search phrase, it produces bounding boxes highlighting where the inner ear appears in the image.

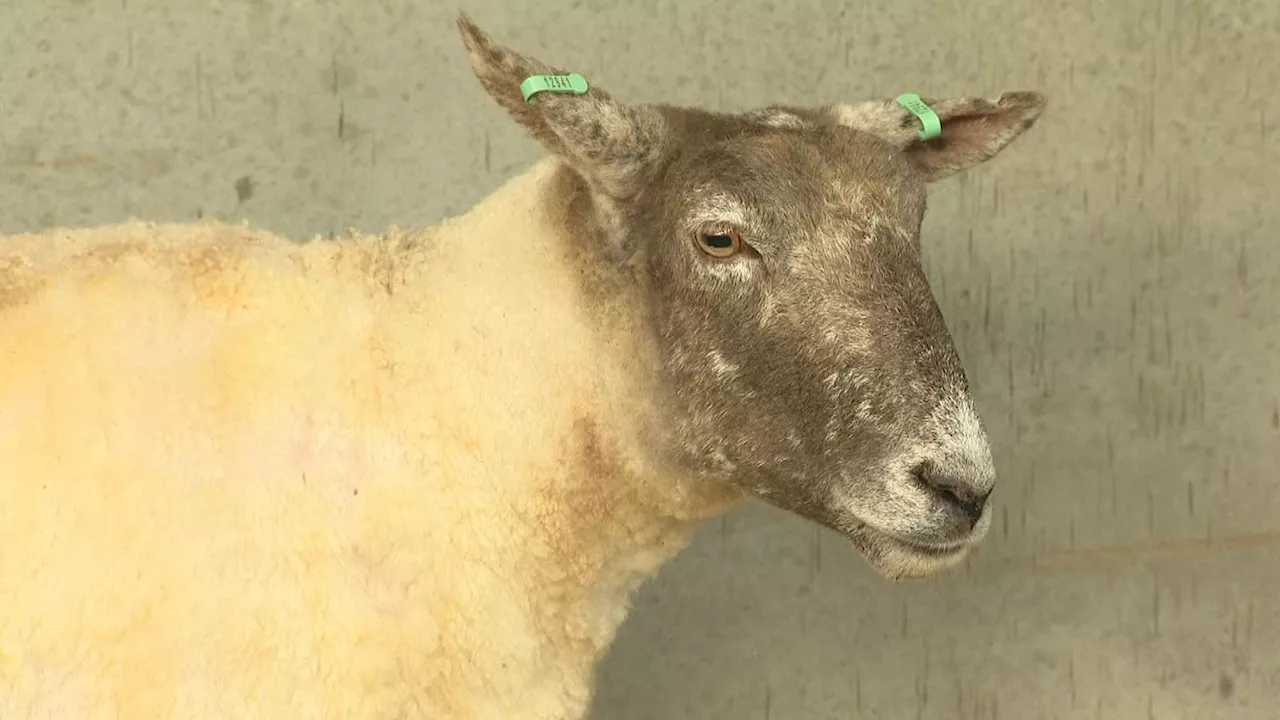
[902,93,1046,181]
[830,91,1047,181]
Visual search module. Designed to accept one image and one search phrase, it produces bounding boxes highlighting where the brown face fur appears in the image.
[458,15,1047,580]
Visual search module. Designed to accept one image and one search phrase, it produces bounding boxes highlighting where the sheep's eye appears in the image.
[694,229,743,259]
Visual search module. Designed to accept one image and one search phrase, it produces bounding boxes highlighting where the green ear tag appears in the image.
[896,93,942,140]
[521,73,590,105]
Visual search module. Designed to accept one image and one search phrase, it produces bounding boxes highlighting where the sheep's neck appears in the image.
[508,160,744,659]
[378,154,742,707]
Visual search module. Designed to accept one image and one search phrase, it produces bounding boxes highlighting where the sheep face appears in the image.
[459,16,1046,581]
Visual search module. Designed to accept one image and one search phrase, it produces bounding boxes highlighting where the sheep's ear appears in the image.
[830,92,1046,181]
[458,14,668,201]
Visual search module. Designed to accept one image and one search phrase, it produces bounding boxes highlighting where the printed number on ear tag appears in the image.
[521,73,590,104]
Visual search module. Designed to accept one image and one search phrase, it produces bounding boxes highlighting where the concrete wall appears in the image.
[4,0,1277,717]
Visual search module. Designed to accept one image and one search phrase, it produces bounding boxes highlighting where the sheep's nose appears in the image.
[912,461,992,529]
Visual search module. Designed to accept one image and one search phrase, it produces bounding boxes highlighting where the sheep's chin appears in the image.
[844,523,975,582]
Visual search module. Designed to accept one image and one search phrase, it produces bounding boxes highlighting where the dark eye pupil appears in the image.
[704,234,733,248]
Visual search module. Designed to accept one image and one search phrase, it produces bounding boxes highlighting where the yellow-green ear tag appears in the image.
[521,73,590,105]
[896,93,942,140]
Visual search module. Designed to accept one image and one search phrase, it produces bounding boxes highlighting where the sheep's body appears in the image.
[1,10,1051,716]
[0,157,740,719]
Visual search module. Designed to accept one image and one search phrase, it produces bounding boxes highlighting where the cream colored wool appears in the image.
[0,156,743,719]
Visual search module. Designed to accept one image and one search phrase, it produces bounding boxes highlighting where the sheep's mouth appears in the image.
[840,521,975,580]
[860,524,970,558]
[754,484,977,576]
[892,535,968,558]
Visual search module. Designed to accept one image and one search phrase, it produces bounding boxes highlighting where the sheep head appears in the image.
[457,14,1046,581]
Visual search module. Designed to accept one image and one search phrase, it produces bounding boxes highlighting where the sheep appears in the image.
[0,13,1047,720]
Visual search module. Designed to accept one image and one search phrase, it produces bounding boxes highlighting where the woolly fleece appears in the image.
[0,157,744,719]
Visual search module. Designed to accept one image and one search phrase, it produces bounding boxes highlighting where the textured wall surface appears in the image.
[3,0,1278,717]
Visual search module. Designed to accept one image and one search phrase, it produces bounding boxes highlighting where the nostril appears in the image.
[911,461,990,525]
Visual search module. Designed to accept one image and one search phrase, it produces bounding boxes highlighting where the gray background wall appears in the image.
[3,0,1277,717]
